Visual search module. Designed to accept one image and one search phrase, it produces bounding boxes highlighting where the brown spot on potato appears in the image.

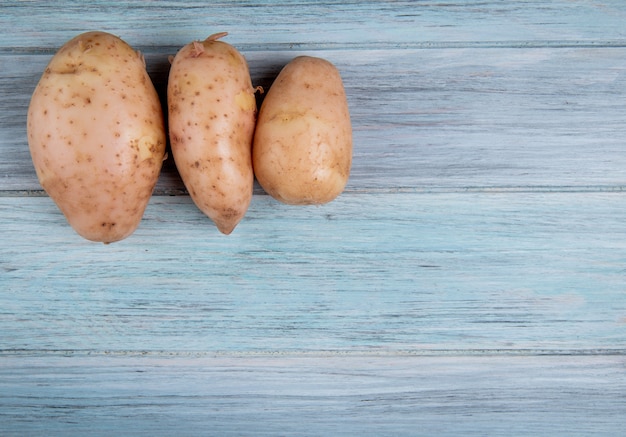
[167,34,254,235]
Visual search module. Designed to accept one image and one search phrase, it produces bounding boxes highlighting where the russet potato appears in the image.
[27,31,166,243]
[167,32,258,234]
[252,56,352,205]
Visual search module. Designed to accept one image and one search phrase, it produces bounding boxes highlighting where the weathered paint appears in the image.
[1,1,626,435]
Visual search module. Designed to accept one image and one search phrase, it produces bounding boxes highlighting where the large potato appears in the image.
[252,56,352,205]
[27,31,166,243]
[167,32,258,234]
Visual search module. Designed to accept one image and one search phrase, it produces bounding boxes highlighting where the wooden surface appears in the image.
[1,1,625,435]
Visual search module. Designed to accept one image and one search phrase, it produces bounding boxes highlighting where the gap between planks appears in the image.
[4,39,626,56]
[2,348,626,358]
[2,185,626,197]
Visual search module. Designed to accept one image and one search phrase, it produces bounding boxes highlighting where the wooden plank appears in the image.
[2,192,625,353]
[2,1,626,435]
[3,46,626,192]
[3,0,626,50]
[1,353,625,436]
[3,1,626,193]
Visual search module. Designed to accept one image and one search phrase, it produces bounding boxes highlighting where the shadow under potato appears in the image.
[142,49,296,197]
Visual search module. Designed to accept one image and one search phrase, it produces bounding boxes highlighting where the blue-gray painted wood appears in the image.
[2,354,625,436]
[1,1,625,435]
[3,0,626,50]
[5,46,626,192]
[2,193,626,352]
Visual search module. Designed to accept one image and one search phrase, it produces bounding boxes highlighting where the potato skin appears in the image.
[167,33,257,234]
[252,56,352,205]
[27,31,166,243]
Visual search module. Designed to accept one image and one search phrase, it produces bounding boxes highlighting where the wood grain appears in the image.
[3,0,626,51]
[3,1,626,192]
[2,354,625,436]
[4,47,626,192]
[1,1,625,435]
[2,193,625,353]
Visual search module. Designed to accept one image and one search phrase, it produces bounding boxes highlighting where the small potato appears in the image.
[167,32,258,234]
[252,56,352,205]
[27,31,166,243]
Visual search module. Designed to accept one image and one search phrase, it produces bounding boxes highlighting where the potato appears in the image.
[167,32,258,234]
[252,56,352,205]
[27,31,166,243]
